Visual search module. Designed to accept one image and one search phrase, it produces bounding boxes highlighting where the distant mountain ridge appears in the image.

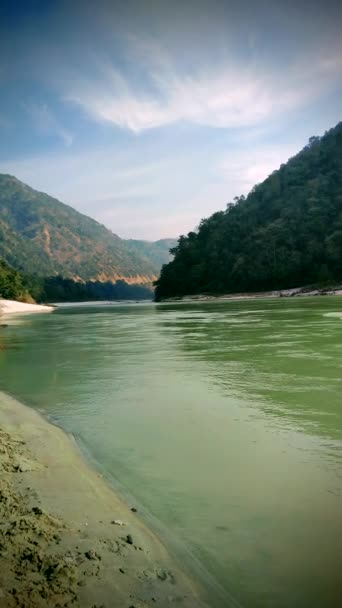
[0,174,176,283]
[126,238,177,268]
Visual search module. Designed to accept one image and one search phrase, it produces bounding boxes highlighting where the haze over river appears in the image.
[1,298,341,607]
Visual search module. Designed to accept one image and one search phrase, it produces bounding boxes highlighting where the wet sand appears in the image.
[0,391,207,608]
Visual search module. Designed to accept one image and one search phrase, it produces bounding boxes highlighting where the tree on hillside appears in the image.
[0,260,26,300]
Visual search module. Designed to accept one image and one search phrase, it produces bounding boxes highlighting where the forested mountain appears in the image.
[155,122,342,300]
[0,174,173,283]
[0,258,152,303]
[127,238,176,267]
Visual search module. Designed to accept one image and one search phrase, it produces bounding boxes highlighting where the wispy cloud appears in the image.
[63,34,342,134]
[64,64,288,133]
[26,103,73,146]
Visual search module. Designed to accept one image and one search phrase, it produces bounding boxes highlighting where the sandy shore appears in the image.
[0,391,207,608]
[0,300,55,316]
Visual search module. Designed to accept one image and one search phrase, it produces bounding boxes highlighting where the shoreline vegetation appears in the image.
[0,391,207,608]
[0,258,154,305]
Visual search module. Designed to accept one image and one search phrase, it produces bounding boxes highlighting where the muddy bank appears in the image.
[0,392,207,608]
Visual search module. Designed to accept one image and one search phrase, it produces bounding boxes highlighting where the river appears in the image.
[1,297,341,607]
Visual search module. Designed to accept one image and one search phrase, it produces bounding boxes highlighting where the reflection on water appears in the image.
[0,297,342,607]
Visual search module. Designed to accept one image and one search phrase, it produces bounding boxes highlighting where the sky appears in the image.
[0,0,341,240]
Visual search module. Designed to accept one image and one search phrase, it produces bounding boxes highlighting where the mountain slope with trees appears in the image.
[126,238,176,268]
[155,122,342,300]
[0,174,173,284]
[0,258,153,303]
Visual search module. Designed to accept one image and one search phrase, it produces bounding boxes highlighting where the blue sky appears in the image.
[0,0,341,240]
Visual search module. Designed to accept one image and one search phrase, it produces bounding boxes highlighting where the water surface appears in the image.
[1,298,342,607]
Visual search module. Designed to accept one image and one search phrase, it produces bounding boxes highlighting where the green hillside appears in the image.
[155,122,342,299]
[0,174,173,283]
[126,238,176,268]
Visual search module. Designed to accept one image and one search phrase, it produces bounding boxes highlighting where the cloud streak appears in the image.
[26,103,73,146]
[63,35,342,134]
[64,65,289,133]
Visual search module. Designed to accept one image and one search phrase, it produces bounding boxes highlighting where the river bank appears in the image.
[0,391,206,608]
[160,285,342,302]
[0,299,55,317]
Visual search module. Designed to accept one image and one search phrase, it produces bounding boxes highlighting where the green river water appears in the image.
[0,297,341,607]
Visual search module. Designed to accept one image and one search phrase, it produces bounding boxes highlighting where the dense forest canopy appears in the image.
[26,276,153,302]
[155,123,342,300]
